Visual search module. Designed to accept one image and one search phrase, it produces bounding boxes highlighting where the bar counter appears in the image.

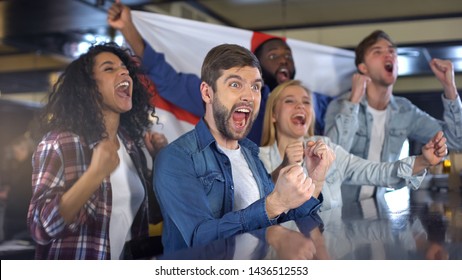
[156,188,462,260]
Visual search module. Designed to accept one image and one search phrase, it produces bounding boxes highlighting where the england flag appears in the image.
[132,10,355,142]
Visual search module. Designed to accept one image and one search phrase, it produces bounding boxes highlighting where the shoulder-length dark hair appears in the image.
[40,42,154,145]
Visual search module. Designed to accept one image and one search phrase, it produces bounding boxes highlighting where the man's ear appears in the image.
[200,82,213,104]
[357,63,367,75]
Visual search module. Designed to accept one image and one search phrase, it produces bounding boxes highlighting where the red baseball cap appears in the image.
[251,31,286,53]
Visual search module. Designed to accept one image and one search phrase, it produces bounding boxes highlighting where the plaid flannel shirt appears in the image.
[28,129,149,259]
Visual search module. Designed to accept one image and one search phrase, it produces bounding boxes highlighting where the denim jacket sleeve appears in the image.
[332,140,424,190]
[282,197,323,221]
[324,94,359,152]
[142,43,204,117]
[440,94,462,151]
[392,94,462,152]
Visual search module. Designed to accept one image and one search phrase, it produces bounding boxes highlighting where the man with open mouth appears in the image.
[153,44,335,253]
[324,29,462,203]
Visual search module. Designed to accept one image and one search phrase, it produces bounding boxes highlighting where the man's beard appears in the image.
[212,96,254,140]
[261,67,296,91]
[261,67,279,91]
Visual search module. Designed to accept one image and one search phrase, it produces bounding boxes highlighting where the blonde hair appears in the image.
[260,80,316,146]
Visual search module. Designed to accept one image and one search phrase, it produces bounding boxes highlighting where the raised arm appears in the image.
[107,0,145,58]
[265,164,316,218]
[332,131,447,190]
[267,139,334,200]
[60,139,120,223]
[323,94,360,152]
[304,139,336,198]
[29,135,119,244]
[108,0,205,117]
[269,141,304,183]
[413,131,447,174]
[144,131,168,160]
[430,58,459,100]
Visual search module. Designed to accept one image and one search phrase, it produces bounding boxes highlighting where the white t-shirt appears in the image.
[360,105,387,199]
[218,144,260,211]
[367,105,387,162]
[109,137,145,259]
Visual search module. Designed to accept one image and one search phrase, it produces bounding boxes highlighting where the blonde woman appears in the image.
[259,80,447,210]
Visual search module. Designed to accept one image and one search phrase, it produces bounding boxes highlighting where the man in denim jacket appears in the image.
[324,30,462,202]
[153,44,335,253]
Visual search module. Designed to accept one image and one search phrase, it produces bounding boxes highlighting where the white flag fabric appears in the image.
[131,11,356,142]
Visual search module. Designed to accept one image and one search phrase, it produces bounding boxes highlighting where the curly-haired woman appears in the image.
[28,42,162,259]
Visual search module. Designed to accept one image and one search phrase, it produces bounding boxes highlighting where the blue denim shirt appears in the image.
[324,93,462,162]
[153,119,322,253]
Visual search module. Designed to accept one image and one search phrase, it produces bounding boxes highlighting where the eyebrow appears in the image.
[224,74,263,85]
[97,60,125,69]
[283,94,311,100]
[97,60,115,68]
[224,74,242,82]
[370,44,396,51]
[267,46,291,52]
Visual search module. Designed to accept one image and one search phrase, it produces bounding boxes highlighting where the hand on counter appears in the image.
[266,224,330,260]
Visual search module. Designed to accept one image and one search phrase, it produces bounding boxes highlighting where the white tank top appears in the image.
[109,136,145,259]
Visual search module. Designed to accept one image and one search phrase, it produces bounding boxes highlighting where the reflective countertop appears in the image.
[155,188,462,260]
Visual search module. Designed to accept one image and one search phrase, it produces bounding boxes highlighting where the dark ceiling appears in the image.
[1,0,462,95]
